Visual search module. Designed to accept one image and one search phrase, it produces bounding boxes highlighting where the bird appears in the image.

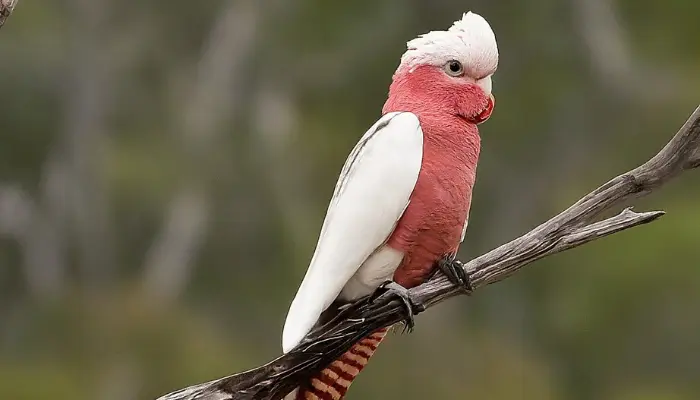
[282,11,498,400]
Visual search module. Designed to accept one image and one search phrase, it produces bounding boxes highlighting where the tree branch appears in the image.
[156,105,700,400]
[0,0,19,29]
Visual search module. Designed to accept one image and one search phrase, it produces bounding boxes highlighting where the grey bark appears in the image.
[0,0,19,29]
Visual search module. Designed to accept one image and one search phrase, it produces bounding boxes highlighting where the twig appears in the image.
[0,0,19,29]
[156,105,700,400]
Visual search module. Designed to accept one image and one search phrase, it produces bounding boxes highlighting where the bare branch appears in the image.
[156,106,700,400]
[0,0,19,29]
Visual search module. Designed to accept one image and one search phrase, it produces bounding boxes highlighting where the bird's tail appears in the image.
[285,327,389,400]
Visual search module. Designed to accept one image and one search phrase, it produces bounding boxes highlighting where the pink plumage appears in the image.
[383,64,490,287]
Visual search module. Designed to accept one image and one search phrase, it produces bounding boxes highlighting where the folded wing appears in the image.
[282,112,423,353]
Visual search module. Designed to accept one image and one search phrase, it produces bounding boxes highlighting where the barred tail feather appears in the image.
[289,327,389,400]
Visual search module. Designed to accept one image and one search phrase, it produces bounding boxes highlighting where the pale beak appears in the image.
[470,94,495,125]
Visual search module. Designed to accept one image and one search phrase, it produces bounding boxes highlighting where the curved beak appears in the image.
[470,94,495,125]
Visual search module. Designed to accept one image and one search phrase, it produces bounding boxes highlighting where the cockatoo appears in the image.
[283,12,498,400]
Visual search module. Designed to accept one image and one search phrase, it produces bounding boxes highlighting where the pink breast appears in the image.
[381,67,483,289]
[387,138,477,288]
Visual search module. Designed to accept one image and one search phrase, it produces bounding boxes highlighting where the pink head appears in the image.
[383,12,498,126]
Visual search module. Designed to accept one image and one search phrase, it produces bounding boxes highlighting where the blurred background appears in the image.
[1,0,699,399]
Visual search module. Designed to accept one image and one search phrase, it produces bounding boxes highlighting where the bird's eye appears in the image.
[445,60,464,77]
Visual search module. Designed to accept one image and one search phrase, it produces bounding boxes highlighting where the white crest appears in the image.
[399,12,499,80]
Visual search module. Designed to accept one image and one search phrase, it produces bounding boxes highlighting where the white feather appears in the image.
[400,11,498,93]
[282,112,423,353]
[460,218,469,242]
[339,245,404,301]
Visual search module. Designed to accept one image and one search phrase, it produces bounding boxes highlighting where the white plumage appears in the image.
[282,112,423,353]
[400,11,498,98]
[401,12,498,78]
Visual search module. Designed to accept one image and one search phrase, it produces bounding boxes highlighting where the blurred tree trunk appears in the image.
[63,0,118,289]
[142,0,261,303]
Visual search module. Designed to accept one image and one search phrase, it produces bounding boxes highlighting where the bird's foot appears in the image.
[369,281,425,333]
[437,254,473,294]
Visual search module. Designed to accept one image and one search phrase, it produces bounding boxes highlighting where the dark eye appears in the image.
[445,60,464,77]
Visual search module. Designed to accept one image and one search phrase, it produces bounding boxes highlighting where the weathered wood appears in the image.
[0,0,19,29]
[157,105,700,400]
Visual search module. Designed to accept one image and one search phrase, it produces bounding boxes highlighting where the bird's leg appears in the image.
[436,253,473,294]
[369,281,425,333]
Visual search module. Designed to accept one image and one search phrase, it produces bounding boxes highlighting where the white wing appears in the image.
[460,218,469,242]
[282,112,423,353]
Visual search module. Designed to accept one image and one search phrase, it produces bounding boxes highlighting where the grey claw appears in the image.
[438,255,473,294]
[371,281,424,332]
